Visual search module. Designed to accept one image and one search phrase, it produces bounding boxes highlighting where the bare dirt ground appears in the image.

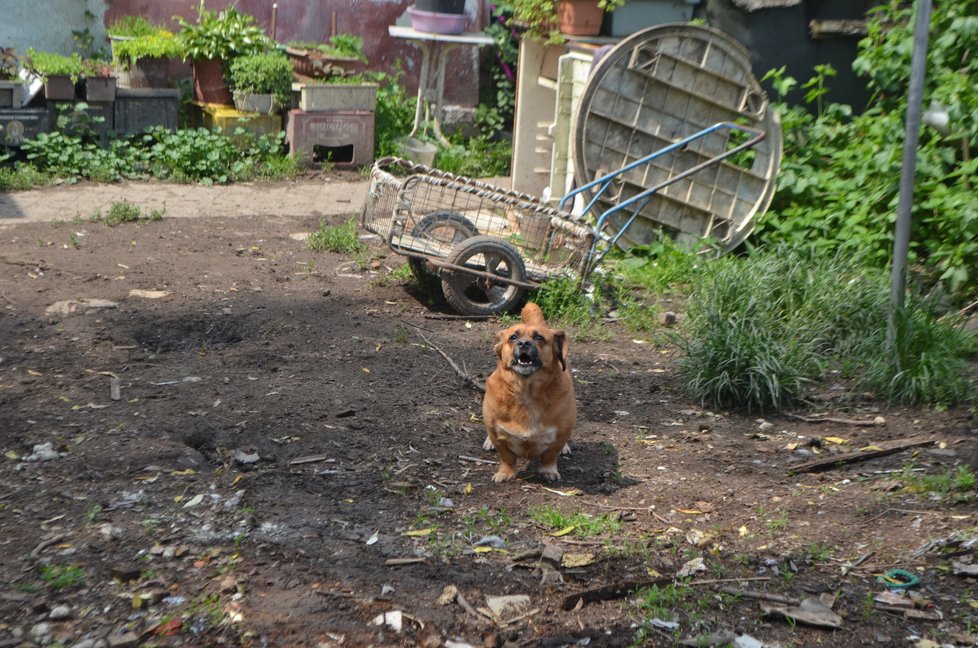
[1,174,976,648]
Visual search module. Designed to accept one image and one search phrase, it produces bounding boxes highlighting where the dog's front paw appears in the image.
[491,468,516,483]
[538,464,561,481]
[560,443,571,456]
[483,436,495,452]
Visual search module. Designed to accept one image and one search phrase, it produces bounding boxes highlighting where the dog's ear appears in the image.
[521,302,546,326]
[552,330,568,372]
[493,331,506,360]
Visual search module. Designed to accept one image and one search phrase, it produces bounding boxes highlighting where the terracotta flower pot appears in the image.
[192,58,232,105]
[557,0,603,36]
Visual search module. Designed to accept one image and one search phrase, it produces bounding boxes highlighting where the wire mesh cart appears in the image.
[361,122,766,316]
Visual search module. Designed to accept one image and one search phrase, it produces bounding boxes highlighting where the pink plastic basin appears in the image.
[408,6,468,34]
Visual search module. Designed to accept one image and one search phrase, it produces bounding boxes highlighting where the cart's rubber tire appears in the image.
[407,211,479,291]
[441,236,527,316]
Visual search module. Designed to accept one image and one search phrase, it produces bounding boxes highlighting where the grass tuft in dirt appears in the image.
[39,564,86,590]
[307,217,364,254]
[529,505,623,538]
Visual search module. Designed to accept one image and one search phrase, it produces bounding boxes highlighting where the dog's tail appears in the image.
[521,302,546,326]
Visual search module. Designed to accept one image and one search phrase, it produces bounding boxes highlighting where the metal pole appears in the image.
[887,0,932,350]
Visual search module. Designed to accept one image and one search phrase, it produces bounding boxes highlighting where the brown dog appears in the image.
[482,302,576,482]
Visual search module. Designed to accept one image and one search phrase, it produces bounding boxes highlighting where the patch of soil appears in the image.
[0,185,976,648]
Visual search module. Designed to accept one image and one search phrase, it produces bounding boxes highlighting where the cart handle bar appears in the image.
[556,122,766,274]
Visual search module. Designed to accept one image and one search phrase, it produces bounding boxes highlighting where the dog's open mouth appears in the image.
[511,347,541,376]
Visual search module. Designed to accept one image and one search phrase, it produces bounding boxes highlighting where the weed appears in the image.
[68,233,81,249]
[307,217,364,254]
[39,564,86,590]
[105,200,141,226]
[85,501,102,525]
[766,509,790,537]
[634,583,691,620]
[461,506,513,538]
[904,465,977,501]
[0,163,50,191]
[529,506,623,538]
[806,543,835,563]
[531,276,597,327]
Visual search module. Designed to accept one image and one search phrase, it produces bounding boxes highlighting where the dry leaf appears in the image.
[547,525,578,537]
[561,552,595,567]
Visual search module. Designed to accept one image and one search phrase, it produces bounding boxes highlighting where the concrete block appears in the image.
[0,107,51,146]
[114,87,181,135]
[298,83,377,112]
[286,109,374,167]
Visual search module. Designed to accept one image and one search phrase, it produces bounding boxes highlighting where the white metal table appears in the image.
[388,25,493,145]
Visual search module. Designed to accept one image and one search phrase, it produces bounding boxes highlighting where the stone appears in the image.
[49,604,71,619]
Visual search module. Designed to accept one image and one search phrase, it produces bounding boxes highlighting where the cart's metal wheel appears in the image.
[407,211,479,290]
[441,236,527,316]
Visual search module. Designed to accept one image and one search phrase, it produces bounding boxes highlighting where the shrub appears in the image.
[176,4,270,61]
[228,51,292,108]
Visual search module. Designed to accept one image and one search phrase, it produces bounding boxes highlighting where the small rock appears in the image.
[31,622,51,642]
[106,630,139,648]
[485,594,531,620]
[663,311,677,326]
[72,640,98,648]
[23,442,61,462]
[234,448,260,465]
[473,535,506,549]
[437,585,458,605]
[45,298,118,317]
[757,421,774,432]
[49,604,71,620]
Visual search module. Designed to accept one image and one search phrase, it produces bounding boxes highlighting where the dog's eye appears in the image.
[509,333,518,342]
[533,332,545,342]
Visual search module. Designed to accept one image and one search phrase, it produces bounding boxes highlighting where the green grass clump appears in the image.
[529,505,623,538]
[39,564,86,590]
[903,464,977,502]
[531,276,597,327]
[307,217,364,254]
[677,244,976,412]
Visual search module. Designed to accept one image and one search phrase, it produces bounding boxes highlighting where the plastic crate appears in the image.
[194,102,282,147]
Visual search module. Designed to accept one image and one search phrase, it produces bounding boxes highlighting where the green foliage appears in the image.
[371,67,414,158]
[112,32,181,68]
[634,583,691,621]
[531,276,596,327]
[25,49,84,81]
[19,104,294,186]
[612,237,701,295]
[755,2,978,302]
[0,47,20,80]
[176,2,270,61]
[678,245,975,412]
[107,16,165,38]
[308,217,364,254]
[39,565,86,590]
[228,51,292,108]
[92,200,165,226]
[435,134,511,178]
[0,163,50,191]
[903,464,978,502]
[481,3,519,134]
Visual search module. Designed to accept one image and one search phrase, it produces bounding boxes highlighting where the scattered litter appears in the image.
[561,552,595,568]
[385,557,425,566]
[150,376,202,386]
[761,597,843,628]
[677,557,706,578]
[182,494,204,509]
[650,618,679,630]
[22,442,62,461]
[288,454,334,465]
[485,594,531,621]
[45,298,118,317]
[234,449,260,465]
[953,561,978,577]
[128,289,170,299]
[877,569,920,589]
[473,535,506,549]
[437,585,458,605]
[366,531,379,546]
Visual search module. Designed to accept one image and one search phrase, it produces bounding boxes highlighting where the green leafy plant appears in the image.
[175,2,270,61]
[371,67,414,158]
[513,0,625,44]
[107,15,165,38]
[228,51,292,108]
[25,49,84,82]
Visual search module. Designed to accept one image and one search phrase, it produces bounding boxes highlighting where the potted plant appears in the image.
[25,49,84,101]
[176,1,271,104]
[284,34,366,81]
[513,0,625,41]
[108,17,180,88]
[82,59,117,102]
[228,50,292,114]
[0,47,25,108]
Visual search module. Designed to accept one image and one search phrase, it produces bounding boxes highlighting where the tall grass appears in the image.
[677,245,975,412]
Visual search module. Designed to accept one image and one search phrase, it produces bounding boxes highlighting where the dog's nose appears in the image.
[516,339,534,351]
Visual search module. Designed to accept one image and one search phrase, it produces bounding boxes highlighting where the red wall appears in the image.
[104,0,484,105]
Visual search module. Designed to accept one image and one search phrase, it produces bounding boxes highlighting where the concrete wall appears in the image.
[0,0,108,59]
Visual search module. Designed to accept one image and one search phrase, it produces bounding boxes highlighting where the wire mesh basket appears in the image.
[362,157,595,286]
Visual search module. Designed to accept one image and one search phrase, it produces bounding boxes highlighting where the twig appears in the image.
[789,436,935,473]
[455,588,492,624]
[500,607,539,626]
[31,534,65,560]
[718,587,799,606]
[592,502,653,512]
[841,551,875,575]
[651,511,673,526]
[414,330,486,392]
[688,576,773,586]
[785,412,883,426]
[458,454,496,465]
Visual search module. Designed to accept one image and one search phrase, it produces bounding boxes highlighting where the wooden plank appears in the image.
[789,436,936,474]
